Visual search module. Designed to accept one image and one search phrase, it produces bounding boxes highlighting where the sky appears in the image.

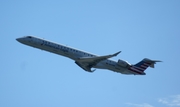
[0,0,180,107]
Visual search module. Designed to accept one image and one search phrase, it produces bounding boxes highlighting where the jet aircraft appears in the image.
[16,36,161,75]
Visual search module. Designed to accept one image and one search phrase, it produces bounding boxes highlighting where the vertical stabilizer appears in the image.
[129,58,161,74]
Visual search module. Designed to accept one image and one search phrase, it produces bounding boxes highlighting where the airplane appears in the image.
[16,36,161,75]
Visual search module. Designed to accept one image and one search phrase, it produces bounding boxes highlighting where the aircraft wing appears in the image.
[75,51,121,72]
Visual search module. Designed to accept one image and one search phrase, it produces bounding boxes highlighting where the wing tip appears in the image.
[113,51,121,56]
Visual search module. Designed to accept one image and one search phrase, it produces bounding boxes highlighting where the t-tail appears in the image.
[129,58,161,75]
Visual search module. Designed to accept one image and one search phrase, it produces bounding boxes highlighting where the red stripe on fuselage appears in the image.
[131,66,145,71]
[128,68,143,75]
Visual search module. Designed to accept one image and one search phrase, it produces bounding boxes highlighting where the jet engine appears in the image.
[117,59,131,68]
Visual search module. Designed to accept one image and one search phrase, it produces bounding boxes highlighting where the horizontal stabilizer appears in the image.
[143,58,162,68]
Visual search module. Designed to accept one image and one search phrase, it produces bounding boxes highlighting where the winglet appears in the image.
[113,51,121,56]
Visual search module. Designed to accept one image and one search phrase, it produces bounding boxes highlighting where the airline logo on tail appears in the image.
[128,58,161,75]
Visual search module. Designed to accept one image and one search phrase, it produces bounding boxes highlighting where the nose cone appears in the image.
[16,38,24,43]
[16,37,25,44]
[16,38,21,42]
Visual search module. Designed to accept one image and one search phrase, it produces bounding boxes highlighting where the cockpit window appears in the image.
[27,36,32,38]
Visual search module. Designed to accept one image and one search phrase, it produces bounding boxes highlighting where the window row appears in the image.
[43,41,94,57]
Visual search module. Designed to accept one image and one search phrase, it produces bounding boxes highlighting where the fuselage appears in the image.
[16,36,145,75]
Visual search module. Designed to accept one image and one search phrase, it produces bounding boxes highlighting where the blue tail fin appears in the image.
[134,59,151,72]
[129,58,161,74]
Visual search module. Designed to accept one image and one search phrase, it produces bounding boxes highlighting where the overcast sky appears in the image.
[1,0,180,107]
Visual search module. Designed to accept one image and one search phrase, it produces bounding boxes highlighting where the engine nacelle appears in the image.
[117,59,131,67]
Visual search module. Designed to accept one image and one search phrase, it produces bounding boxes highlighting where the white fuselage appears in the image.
[16,36,138,75]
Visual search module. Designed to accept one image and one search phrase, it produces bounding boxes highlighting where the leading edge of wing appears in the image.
[75,51,121,72]
[76,51,121,63]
